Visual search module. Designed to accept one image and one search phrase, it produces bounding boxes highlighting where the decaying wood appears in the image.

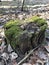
[17,44,41,65]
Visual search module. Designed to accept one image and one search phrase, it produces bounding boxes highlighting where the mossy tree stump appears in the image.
[4,16,47,54]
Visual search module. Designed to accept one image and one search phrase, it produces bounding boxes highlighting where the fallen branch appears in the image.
[17,44,41,65]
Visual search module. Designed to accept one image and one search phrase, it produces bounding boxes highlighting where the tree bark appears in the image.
[17,44,41,65]
[0,0,1,2]
[21,0,25,11]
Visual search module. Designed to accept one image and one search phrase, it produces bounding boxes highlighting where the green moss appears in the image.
[25,16,47,27]
[10,41,16,49]
[34,18,47,26]
[25,16,40,22]
[4,19,22,29]
[40,24,47,31]
[5,25,24,49]
[5,25,23,40]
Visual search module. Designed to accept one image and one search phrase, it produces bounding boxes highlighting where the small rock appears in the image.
[37,51,47,60]
[8,44,13,53]
[10,52,18,60]
[18,14,24,20]
[1,40,5,47]
[12,59,17,65]
[36,59,48,65]
[22,63,31,65]
[44,46,49,52]
[0,61,4,65]
[0,39,2,44]
[1,52,9,61]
